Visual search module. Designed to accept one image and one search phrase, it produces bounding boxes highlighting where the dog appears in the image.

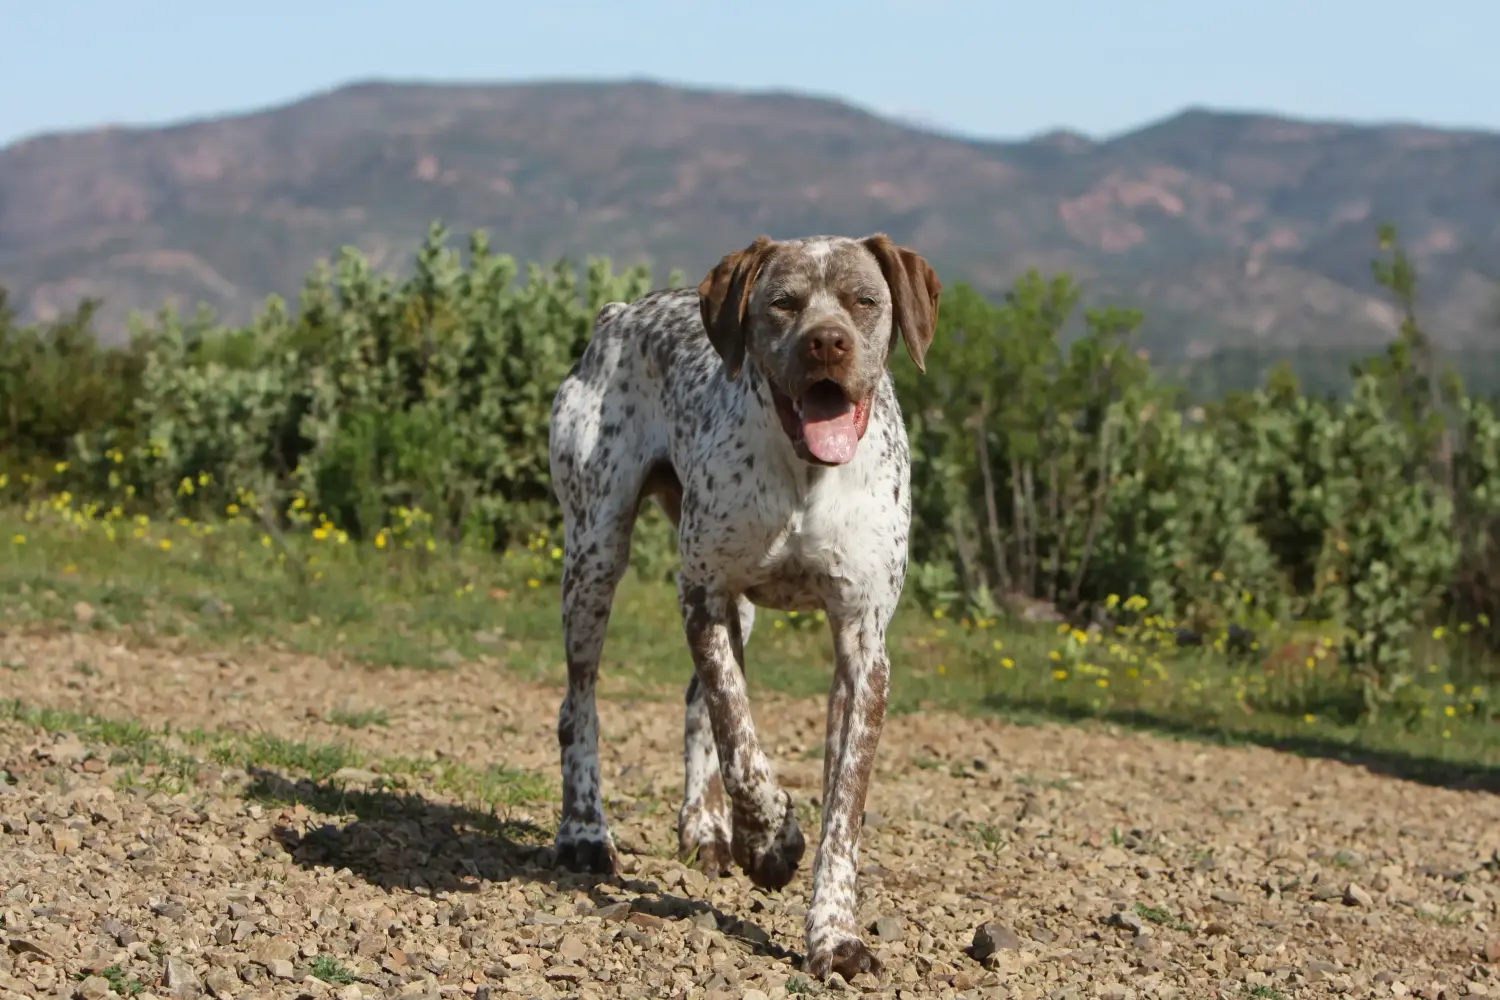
[547,232,940,981]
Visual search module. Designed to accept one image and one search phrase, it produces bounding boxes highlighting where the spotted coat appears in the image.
[546,233,942,982]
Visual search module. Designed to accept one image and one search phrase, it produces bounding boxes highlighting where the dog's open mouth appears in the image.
[771,379,873,466]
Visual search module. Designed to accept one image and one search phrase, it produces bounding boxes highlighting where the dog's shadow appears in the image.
[245,768,796,962]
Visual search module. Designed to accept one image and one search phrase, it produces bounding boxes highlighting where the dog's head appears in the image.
[697,234,942,467]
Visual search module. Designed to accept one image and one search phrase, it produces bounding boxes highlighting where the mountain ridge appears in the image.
[2,79,1497,354]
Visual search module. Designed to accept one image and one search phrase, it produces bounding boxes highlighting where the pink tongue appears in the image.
[801,395,859,464]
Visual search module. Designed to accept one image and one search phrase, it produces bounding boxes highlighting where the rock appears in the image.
[556,934,589,963]
[203,968,239,998]
[1344,882,1375,907]
[74,601,96,625]
[592,901,631,921]
[1209,889,1246,905]
[164,957,198,995]
[247,938,297,965]
[870,915,905,942]
[267,959,296,980]
[971,922,1024,961]
[77,976,113,1000]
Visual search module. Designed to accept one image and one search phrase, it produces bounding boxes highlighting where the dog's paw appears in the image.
[733,790,805,890]
[806,936,882,982]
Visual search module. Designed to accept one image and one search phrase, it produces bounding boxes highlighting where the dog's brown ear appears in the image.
[862,234,942,373]
[698,235,776,381]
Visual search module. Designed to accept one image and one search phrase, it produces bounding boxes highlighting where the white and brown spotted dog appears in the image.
[546,233,941,981]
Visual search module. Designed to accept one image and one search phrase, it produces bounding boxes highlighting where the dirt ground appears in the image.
[1,627,1498,1000]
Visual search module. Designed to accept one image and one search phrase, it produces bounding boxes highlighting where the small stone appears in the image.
[871,915,905,942]
[1485,939,1500,964]
[556,935,589,963]
[971,922,1024,961]
[152,900,187,921]
[267,959,296,980]
[546,966,587,982]
[593,901,631,921]
[336,985,363,1000]
[1109,909,1145,933]
[1209,890,1246,905]
[74,601,96,624]
[164,957,198,993]
[203,968,239,998]
[248,938,297,965]
[1344,883,1374,907]
[77,976,113,1000]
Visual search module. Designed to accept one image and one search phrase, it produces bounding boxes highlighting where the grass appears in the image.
[72,964,147,997]
[0,699,553,819]
[4,482,1500,783]
[309,956,357,985]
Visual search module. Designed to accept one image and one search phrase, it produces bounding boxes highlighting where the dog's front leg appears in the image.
[805,608,891,982]
[679,580,805,889]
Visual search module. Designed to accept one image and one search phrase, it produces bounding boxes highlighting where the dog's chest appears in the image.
[694,446,905,610]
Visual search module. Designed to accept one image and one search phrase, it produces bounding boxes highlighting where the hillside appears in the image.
[2,79,1498,354]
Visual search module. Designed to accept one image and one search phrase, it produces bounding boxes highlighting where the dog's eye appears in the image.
[770,295,798,311]
[856,295,878,307]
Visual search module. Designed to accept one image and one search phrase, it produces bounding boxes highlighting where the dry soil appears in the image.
[1,626,1498,1000]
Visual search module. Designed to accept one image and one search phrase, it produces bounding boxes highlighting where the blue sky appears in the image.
[3,0,1496,147]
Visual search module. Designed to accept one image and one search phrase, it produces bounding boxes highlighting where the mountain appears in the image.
[2,79,1499,356]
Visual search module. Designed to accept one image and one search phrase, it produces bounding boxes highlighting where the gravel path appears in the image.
[1,626,1497,999]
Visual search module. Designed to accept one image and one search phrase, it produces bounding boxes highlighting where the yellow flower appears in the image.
[159,539,172,551]
[1304,714,1316,723]
[1443,683,1456,695]
[1095,678,1109,688]
[10,534,24,545]
[551,546,563,560]
[1052,669,1068,681]
[1001,658,1015,669]
[54,461,68,473]
[375,531,388,550]
[527,578,541,589]
[936,664,947,675]
[1445,705,1456,717]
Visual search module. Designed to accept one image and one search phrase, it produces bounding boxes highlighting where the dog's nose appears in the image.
[804,327,852,365]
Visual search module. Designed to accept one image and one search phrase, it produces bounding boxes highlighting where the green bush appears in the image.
[2,220,1498,717]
